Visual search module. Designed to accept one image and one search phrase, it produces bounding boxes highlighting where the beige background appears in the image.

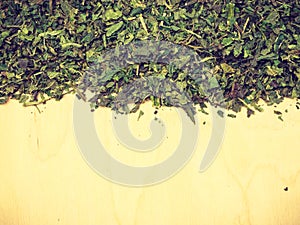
[0,95,299,225]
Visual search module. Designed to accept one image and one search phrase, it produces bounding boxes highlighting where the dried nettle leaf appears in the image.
[0,0,299,120]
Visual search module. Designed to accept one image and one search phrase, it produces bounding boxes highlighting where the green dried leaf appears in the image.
[105,9,122,20]
[222,37,234,47]
[61,42,82,49]
[137,110,144,121]
[47,71,60,79]
[106,21,124,37]
[209,77,219,88]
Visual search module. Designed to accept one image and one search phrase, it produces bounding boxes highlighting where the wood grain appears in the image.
[0,95,299,225]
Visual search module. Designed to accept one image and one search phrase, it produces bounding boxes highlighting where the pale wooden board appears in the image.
[0,95,299,225]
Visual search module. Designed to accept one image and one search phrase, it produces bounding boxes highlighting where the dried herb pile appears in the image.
[0,0,299,118]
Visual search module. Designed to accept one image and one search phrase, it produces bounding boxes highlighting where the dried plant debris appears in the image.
[0,0,299,120]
